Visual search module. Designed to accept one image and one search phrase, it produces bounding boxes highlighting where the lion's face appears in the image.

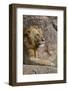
[24,25,45,49]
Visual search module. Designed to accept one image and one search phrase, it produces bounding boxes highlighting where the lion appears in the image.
[23,25,55,66]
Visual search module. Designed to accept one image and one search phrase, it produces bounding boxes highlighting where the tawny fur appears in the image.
[24,25,55,66]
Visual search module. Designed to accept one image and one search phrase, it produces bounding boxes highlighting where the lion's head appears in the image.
[24,25,45,49]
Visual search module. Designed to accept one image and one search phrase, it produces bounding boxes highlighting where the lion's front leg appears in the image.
[29,57,55,66]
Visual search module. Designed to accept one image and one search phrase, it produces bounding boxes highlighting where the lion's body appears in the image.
[24,25,55,66]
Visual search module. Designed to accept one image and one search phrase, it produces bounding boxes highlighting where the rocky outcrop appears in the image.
[23,15,57,74]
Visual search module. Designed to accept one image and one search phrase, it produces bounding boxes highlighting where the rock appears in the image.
[23,65,57,74]
[23,15,57,74]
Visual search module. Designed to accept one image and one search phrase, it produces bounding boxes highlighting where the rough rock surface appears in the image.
[23,65,57,74]
[23,15,57,75]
